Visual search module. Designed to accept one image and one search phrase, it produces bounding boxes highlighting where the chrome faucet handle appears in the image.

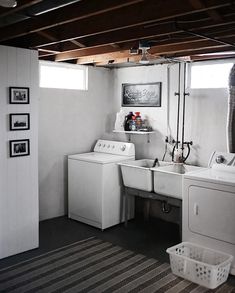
[215,155,225,164]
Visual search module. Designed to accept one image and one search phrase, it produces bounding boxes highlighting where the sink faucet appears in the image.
[152,158,160,167]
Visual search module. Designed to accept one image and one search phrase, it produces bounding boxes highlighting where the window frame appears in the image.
[190,59,234,89]
[39,60,88,90]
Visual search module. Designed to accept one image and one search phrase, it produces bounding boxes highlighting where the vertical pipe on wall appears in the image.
[182,63,189,153]
[176,63,181,149]
[227,64,235,153]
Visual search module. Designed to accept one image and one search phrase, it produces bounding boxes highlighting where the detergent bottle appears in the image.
[124,112,134,131]
[135,112,142,130]
[130,116,136,131]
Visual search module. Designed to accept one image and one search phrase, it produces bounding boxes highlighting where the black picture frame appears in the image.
[9,113,30,131]
[9,87,30,104]
[9,139,30,157]
[122,82,162,107]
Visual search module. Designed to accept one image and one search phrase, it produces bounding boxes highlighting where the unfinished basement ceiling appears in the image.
[0,0,235,67]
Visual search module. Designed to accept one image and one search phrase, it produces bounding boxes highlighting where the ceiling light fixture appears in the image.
[139,48,150,64]
[0,0,17,8]
[139,41,150,64]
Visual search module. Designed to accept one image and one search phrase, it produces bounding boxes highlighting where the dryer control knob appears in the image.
[216,155,225,164]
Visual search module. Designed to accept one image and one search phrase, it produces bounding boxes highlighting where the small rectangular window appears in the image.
[190,62,233,89]
[39,61,88,90]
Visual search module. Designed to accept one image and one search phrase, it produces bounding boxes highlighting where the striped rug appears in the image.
[0,237,234,293]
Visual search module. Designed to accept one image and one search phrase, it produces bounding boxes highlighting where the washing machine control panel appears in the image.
[94,140,135,156]
[208,151,235,167]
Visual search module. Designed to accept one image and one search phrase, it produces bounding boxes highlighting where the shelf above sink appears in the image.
[113,130,155,143]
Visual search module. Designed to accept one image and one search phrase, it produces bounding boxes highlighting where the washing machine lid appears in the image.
[68,152,134,164]
[184,164,235,186]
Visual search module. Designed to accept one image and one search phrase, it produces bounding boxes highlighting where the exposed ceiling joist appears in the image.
[0,0,232,47]
[35,15,235,57]
[0,0,235,66]
[70,39,232,65]
[0,0,144,42]
[188,0,223,21]
[50,32,235,62]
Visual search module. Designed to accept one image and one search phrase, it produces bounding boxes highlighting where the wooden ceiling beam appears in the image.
[2,0,232,48]
[188,0,223,21]
[0,0,145,42]
[70,39,232,65]
[168,46,235,58]
[47,31,235,62]
[70,40,86,48]
[76,50,132,64]
[150,39,231,55]
[36,31,58,42]
[190,53,235,61]
[94,56,141,66]
[38,48,61,55]
[54,45,130,62]
[36,15,235,57]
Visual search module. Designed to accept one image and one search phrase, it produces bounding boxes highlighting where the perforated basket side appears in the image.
[167,242,233,289]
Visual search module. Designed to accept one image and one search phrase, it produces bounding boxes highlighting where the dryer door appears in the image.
[188,185,235,244]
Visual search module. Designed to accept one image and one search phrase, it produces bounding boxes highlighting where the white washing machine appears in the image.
[68,140,135,230]
[183,151,235,275]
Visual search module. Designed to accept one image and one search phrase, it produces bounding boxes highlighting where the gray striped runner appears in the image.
[0,237,234,293]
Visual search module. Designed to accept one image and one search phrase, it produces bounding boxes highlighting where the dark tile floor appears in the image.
[0,215,180,269]
[0,215,234,287]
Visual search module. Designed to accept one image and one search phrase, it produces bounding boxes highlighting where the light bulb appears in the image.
[0,0,17,7]
[139,49,149,64]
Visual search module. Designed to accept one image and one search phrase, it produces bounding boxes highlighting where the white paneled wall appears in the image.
[39,67,113,220]
[0,46,39,259]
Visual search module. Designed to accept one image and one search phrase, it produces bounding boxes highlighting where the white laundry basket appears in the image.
[166,242,233,289]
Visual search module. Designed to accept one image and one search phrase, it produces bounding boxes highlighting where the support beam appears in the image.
[188,0,223,21]
[35,15,235,57]
[0,0,144,42]
[55,45,128,62]
[65,39,232,65]
[0,0,232,47]
[70,40,86,48]
[50,33,235,62]
[37,31,58,42]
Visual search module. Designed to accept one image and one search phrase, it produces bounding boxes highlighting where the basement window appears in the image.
[39,61,88,90]
[190,62,233,89]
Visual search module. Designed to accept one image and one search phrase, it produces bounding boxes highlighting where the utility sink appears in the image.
[118,159,171,192]
[151,164,203,199]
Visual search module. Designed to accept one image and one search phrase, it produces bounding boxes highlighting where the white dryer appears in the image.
[68,140,135,230]
[183,151,235,275]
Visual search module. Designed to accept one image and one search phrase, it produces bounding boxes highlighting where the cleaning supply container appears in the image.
[135,112,142,130]
[124,112,134,131]
[167,242,233,289]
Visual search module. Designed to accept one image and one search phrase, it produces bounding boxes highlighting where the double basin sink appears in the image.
[118,159,202,199]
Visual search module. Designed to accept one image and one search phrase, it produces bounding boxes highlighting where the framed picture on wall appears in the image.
[9,139,30,157]
[9,87,30,104]
[122,82,162,107]
[9,113,30,131]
